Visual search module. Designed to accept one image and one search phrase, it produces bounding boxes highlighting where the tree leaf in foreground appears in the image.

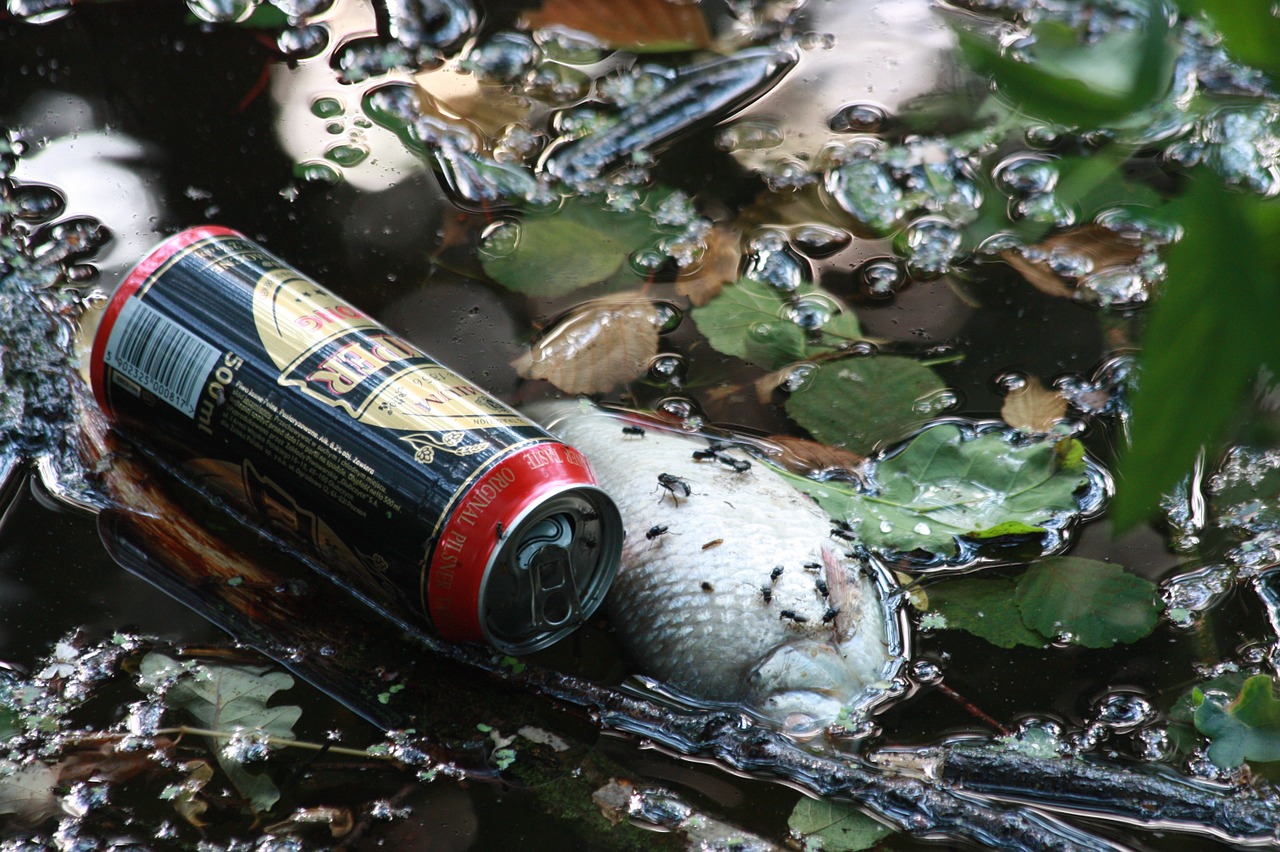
[783,356,944,456]
[1113,178,1280,529]
[787,797,893,851]
[925,577,1044,649]
[141,653,302,812]
[783,424,1090,559]
[1194,674,1280,768]
[1014,557,1160,648]
[690,277,861,370]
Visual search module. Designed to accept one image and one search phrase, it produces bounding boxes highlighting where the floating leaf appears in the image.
[1003,224,1145,301]
[141,653,301,812]
[787,797,893,851]
[756,433,865,477]
[1001,376,1068,434]
[1015,557,1160,648]
[1194,675,1280,768]
[1114,178,1280,529]
[925,577,1044,649]
[514,296,663,394]
[691,277,861,370]
[778,424,1091,559]
[0,760,59,827]
[481,197,658,297]
[783,356,943,455]
[522,0,712,52]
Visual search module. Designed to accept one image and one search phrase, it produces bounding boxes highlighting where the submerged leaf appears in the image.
[1015,557,1160,648]
[1002,224,1146,302]
[676,224,740,306]
[0,760,59,827]
[1194,674,1280,768]
[783,356,943,455]
[691,277,861,370]
[514,296,662,394]
[481,197,657,296]
[787,797,893,851]
[522,0,712,52]
[925,577,1044,649]
[141,653,301,812]
[755,433,865,477]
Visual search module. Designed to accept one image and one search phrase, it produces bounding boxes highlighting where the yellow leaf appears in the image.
[514,296,662,394]
[1001,376,1068,434]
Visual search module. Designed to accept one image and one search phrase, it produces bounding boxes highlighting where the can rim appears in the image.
[425,441,621,652]
[90,225,241,416]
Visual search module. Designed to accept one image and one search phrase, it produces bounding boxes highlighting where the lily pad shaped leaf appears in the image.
[691,277,861,370]
[1014,557,1160,648]
[926,577,1044,649]
[1194,674,1280,768]
[788,797,893,851]
[784,422,1095,561]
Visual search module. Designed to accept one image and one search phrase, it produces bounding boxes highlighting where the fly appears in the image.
[657,472,692,503]
[622,425,646,438]
[646,524,671,540]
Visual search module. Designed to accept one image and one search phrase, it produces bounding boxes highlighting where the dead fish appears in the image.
[527,400,906,734]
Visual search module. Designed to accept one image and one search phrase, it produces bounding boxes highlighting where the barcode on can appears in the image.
[103,298,221,418]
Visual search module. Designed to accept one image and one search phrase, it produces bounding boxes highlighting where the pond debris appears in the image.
[592,778,780,850]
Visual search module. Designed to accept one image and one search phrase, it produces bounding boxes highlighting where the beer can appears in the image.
[89,226,623,654]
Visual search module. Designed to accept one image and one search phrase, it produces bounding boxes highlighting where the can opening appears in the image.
[479,486,622,655]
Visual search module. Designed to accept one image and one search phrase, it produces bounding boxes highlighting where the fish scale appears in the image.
[529,399,900,732]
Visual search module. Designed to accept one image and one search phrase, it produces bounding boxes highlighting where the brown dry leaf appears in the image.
[522,0,712,52]
[591,778,635,825]
[514,296,662,394]
[1002,225,1144,300]
[676,225,741,306]
[412,67,535,143]
[0,760,59,827]
[1001,376,1068,434]
[266,806,355,838]
[756,434,864,476]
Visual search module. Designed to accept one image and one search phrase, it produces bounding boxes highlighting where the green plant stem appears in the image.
[150,726,381,759]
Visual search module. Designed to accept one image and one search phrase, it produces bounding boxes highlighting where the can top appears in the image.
[426,441,623,654]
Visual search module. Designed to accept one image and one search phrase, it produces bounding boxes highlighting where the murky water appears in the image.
[4,0,1280,849]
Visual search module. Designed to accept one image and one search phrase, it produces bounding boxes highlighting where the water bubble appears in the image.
[1132,726,1171,762]
[64,264,98,283]
[278,25,329,60]
[975,231,1023,257]
[715,120,784,152]
[1093,692,1154,733]
[784,294,838,330]
[270,0,332,16]
[628,248,667,275]
[185,0,258,23]
[1011,193,1076,228]
[652,302,683,334]
[296,161,340,184]
[994,371,1028,394]
[647,354,687,385]
[910,659,943,684]
[878,520,894,533]
[464,32,539,84]
[656,397,704,430]
[912,522,931,536]
[825,160,901,233]
[744,239,809,292]
[993,154,1058,195]
[846,340,878,357]
[747,321,777,342]
[780,362,818,392]
[479,220,520,259]
[324,142,369,167]
[534,26,608,64]
[902,216,962,276]
[828,102,888,134]
[856,257,906,299]
[11,182,65,222]
[912,388,959,415]
[7,0,74,22]
[493,123,542,163]
[1025,124,1060,148]
[790,224,851,258]
[526,63,591,103]
[761,158,814,191]
[222,730,271,764]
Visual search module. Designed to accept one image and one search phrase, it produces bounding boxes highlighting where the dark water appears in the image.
[0,1,1269,850]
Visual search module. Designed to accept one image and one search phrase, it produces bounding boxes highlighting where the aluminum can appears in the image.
[90,226,622,654]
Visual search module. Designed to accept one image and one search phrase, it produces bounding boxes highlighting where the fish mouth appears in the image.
[743,639,885,737]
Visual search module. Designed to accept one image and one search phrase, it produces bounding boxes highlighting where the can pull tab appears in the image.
[515,515,583,630]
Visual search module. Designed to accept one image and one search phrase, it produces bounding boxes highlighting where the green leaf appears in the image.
[781,424,1090,559]
[481,197,657,296]
[783,356,944,455]
[787,797,893,851]
[1014,557,1160,648]
[926,577,1045,649]
[957,8,1175,128]
[691,278,861,370]
[1194,675,1280,768]
[141,653,301,812]
[1177,1,1280,78]
[1113,178,1280,529]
